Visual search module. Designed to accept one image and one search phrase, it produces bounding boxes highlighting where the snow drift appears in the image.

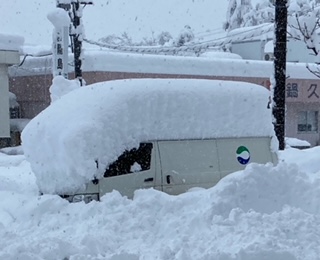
[1,150,320,259]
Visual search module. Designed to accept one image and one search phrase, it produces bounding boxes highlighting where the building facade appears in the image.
[8,50,320,146]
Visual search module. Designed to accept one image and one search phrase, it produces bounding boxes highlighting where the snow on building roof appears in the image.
[226,23,274,43]
[47,8,70,28]
[200,50,242,59]
[10,48,320,80]
[22,78,275,194]
[285,137,311,148]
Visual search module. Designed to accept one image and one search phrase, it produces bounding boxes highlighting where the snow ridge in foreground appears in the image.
[0,154,320,260]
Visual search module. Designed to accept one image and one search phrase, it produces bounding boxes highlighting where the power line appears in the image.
[15,23,274,71]
[16,53,52,67]
[83,23,273,54]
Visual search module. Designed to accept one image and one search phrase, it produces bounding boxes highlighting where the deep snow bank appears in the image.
[22,79,275,194]
[280,146,320,174]
[1,156,320,260]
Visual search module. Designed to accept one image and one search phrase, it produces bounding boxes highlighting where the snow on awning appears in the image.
[0,33,24,52]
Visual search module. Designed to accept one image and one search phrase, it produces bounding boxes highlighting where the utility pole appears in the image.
[273,0,287,150]
[70,1,93,86]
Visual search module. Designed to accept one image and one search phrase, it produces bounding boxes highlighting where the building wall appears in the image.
[231,40,266,60]
[9,74,52,118]
[287,39,315,63]
[9,71,270,118]
[232,38,315,63]
[285,78,320,146]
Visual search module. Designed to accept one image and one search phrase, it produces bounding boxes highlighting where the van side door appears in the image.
[99,142,156,199]
[157,140,220,195]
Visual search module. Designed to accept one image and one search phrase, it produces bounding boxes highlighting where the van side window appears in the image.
[104,143,153,177]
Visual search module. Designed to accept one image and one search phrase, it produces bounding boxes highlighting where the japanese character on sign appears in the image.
[308,84,319,98]
[57,44,63,55]
[286,83,298,98]
[57,58,63,70]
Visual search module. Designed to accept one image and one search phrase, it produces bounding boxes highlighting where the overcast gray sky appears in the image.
[0,0,228,45]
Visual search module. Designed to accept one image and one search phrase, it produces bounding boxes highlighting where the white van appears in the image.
[22,78,278,201]
[66,136,277,202]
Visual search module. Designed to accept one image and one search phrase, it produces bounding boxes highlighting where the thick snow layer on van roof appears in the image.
[22,78,275,194]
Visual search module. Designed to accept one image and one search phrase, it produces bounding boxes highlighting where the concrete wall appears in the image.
[0,49,20,142]
[0,64,10,138]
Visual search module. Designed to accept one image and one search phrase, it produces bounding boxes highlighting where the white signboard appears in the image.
[48,5,70,79]
[52,26,69,79]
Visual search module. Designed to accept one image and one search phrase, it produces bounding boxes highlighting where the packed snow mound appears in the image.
[214,162,320,216]
[285,137,311,148]
[47,7,70,28]
[280,146,320,174]
[22,78,274,194]
[201,51,242,59]
[49,76,81,103]
[1,155,320,259]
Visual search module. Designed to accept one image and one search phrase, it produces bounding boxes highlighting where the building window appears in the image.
[297,111,318,132]
[104,143,153,177]
[10,107,20,119]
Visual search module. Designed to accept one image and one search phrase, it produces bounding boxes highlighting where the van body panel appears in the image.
[99,170,155,198]
[216,137,275,178]
[70,137,277,200]
[158,140,220,195]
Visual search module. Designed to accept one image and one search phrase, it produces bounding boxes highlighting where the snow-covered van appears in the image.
[22,78,278,202]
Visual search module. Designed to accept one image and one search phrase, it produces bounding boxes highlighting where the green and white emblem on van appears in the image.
[236,146,250,165]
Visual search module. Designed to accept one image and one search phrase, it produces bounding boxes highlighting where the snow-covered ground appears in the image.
[0,145,320,260]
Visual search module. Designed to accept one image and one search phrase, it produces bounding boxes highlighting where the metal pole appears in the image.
[273,0,287,150]
[71,1,93,86]
[71,0,83,85]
